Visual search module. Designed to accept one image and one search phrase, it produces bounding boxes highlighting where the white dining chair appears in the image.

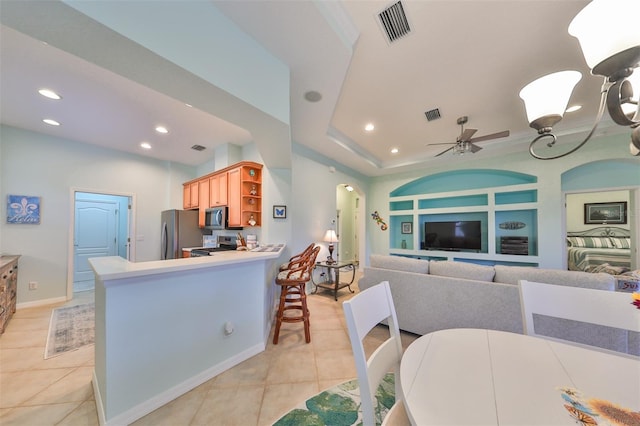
[343,281,409,426]
[519,279,640,351]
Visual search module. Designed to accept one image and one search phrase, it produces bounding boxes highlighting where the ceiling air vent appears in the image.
[191,144,206,151]
[378,1,411,43]
[424,108,441,122]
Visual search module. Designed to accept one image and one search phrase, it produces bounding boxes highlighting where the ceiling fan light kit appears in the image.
[430,116,510,157]
[519,0,640,160]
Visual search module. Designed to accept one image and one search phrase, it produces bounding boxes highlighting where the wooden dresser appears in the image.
[0,256,19,334]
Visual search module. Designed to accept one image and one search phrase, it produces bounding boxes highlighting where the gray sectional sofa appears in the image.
[358,255,639,355]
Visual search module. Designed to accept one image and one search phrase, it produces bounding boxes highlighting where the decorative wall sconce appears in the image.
[519,0,640,160]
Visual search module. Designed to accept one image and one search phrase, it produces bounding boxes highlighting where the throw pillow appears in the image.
[610,237,631,249]
[566,236,613,248]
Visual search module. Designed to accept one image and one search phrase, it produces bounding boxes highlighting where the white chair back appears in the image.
[343,281,407,426]
[519,280,640,349]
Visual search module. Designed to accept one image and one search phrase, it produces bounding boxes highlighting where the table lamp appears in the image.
[323,229,339,264]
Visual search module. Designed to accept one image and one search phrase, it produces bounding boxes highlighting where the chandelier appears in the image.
[519,0,640,160]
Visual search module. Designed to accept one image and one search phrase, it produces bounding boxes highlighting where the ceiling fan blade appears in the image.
[469,130,510,143]
[468,143,483,153]
[435,146,454,157]
[426,142,455,146]
[459,128,477,142]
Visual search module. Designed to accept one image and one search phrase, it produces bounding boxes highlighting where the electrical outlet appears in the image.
[29,281,38,290]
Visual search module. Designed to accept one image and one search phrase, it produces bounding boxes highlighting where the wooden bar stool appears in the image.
[279,243,315,271]
[273,246,319,344]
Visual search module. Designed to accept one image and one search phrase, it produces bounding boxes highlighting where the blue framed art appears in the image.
[273,205,287,219]
[7,195,41,224]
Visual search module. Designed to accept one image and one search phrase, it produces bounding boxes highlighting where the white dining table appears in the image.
[400,328,640,425]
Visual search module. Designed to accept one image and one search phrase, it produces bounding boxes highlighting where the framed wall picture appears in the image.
[401,222,412,234]
[584,201,627,224]
[273,205,287,219]
[7,195,41,224]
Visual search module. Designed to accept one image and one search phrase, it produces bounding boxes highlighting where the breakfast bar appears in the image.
[89,246,285,426]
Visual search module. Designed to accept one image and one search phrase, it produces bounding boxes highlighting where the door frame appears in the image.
[562,186,638,271]
[336,183,365,269]
[67,187,137,300]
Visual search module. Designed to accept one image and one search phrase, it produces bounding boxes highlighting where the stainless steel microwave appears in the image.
[204,206,227,230]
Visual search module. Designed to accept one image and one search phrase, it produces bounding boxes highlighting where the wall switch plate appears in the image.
[29,281,38,290]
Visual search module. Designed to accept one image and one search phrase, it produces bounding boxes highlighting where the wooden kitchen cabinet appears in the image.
[183,181,200,210]
[183,161,262,228]
[227,163,262,228]
[198,178,210,228]
[227,168,241,227]
[209,173,228,207]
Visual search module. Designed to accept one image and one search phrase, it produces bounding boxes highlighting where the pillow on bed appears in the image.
[610,237,631,249]
[566,236,614,248]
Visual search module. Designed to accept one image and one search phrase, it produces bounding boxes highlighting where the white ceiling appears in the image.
[0,0,633,177]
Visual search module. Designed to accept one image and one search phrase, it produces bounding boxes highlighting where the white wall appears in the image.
[0,125,195,304]
[566,190,630,232]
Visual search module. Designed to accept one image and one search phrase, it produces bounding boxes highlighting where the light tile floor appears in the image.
[0,278,418,426]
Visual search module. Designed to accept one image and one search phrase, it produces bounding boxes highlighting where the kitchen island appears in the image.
[89,246,285,426]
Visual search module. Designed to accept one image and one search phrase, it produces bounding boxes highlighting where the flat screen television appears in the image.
[424,220,482,251]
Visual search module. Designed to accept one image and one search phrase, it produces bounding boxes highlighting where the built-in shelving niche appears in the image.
[388,169,539,266]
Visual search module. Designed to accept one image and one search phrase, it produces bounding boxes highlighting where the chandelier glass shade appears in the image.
[568,0,640,77]
[519,71,582,132]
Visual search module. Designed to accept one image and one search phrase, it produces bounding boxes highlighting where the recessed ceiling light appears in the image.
[43,118,60,126]
[565,105,582,113]
[391,148,399,154]
[365,123,375,132]
[38,89,61,100]
[140,142,152,150]
[185,103,193,108]
[345,185,354,192]
[155,126,168,134]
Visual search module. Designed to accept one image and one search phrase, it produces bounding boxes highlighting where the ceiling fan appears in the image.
[429,116,510,157]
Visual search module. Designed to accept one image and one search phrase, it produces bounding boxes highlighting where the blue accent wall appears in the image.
[391,169,537,196]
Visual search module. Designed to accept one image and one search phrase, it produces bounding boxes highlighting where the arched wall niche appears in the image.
[561,159,640,192]
[391,169,537,197]
[387,168,540,264]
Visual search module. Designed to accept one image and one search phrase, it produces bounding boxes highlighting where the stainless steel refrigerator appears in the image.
[161,209,204,259]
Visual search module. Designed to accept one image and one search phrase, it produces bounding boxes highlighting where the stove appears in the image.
[190,235,237,257]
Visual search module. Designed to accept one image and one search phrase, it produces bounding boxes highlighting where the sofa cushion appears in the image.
[370,254,429,274]
[429,260,495,282]
[493,265,614,290]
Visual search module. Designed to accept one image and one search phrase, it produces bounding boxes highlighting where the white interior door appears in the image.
[74,200,118,290]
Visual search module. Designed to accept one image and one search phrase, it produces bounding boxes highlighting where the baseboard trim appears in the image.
[92,371,107,426]
[17,296,67,310]
[95,343,265,426]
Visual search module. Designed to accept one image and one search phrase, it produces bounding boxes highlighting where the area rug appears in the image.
[44,303,95,359]
[273,373,395,426]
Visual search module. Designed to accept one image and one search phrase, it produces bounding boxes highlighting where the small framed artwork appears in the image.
[273,205,287,219]
[7,195,41,224]
[401,222,412,234]
[584,201,627,224]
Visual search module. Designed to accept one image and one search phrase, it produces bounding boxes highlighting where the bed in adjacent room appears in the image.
[567,226,632,274]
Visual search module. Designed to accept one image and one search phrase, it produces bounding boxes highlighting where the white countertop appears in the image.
[89,244,285,281]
